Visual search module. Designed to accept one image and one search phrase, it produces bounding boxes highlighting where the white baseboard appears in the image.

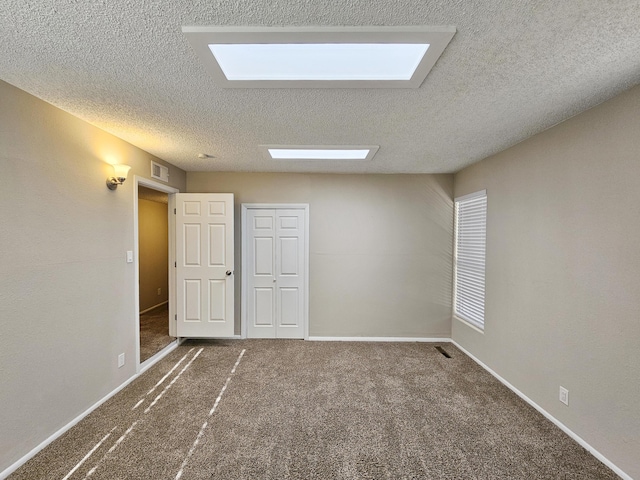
[178,335,243,340]
[139,300,168,315]
[3,336,628,480]
[1,374,140,479]
[450,340,631,480]
[307,336,451,343]
[139,338,180,374]
[1,340,181,480]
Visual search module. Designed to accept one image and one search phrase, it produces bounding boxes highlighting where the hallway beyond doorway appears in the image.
[140,303,172,362]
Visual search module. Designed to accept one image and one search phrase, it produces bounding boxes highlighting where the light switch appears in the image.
[126,251,134,263]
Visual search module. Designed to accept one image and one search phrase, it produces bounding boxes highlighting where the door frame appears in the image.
[241,204,310,340]
[133,176,179,372]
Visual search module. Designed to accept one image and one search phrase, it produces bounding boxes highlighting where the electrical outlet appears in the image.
[559,386,569,406]
[157,287,161,295]
[118,353,125,368]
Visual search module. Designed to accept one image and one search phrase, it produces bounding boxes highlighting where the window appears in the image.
[454,190,487,330]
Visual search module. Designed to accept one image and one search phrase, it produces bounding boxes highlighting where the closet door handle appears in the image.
[226,270,233,276]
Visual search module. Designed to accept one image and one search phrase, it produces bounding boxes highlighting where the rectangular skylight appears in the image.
[260,145,379,161]
[182,26,456,89]
[269,148,369,160]
[208,43,429,81]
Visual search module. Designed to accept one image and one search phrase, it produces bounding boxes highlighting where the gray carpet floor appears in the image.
[10,340,617,479]
[139,303,173,363]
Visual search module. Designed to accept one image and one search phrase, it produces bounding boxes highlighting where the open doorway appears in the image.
[138,185,171,362]
[134,177,179,370]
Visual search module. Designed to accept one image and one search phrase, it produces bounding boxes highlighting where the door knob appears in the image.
[226,270,232,276]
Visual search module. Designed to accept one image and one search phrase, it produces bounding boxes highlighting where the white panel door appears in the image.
[275,209,305,338]
[246,207,306,339]
[246,209,276,338]
[176,193,234,337]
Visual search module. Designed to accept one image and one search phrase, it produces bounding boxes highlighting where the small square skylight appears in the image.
[182,26,456,88]
[260,145,379,161]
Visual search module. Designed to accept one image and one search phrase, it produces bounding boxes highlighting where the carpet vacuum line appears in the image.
[175,348,246,480]
[83,422,139,478]
[84,348,203,478]
[60,427,116,480]
[132,347,196,411]
[60,347,203,480]
[144,348,203,414]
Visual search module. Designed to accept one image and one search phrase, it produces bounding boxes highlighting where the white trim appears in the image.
[451,340,632,480]
[173,335,242,342]
[308,336,451,343]
[3,334,627,480]
[453,315,485,335]
[241,204,310,340]
[454,188,487,203]
[167,194,177,338]
[139,300,168,315]
[1,371,136,479]
[181,25,456,89]
[133,176,179,373]
[258,144,379,162]
[0,338,183,479]
[452,189,487,330]
[138,338,181,374]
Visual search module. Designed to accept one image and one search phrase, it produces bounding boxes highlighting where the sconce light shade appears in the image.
[106,164,131,190]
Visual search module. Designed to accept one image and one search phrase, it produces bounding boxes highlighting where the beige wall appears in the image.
[5,70,635,477]
[0,81,186,472]
[138,197,169,311]
[453,84,640,478]
[187,173,454,338]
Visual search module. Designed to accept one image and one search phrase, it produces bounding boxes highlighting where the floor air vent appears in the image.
[435,346,451,358]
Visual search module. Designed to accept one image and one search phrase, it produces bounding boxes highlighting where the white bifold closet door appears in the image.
[246,208,306,338]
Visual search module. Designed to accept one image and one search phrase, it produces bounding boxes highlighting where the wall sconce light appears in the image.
[106,164,131,190]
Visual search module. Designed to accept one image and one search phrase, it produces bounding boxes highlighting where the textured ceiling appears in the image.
[138,185,169,204]
[1,1,639,174]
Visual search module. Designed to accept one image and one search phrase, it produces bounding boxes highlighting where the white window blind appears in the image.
[454,190,487,329]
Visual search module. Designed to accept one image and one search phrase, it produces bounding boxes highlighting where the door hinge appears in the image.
[174,261,177,268]
[175,314,177,321]
[174,208,176,214]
